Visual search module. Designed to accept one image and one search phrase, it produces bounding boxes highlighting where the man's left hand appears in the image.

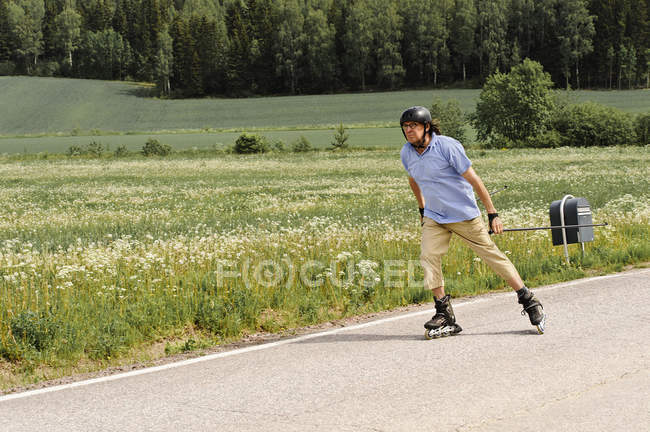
[488,213,503,234]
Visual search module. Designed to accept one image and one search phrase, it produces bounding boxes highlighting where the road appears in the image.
[1,269,648,431]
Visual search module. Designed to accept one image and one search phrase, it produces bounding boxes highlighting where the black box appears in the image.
[549,197,594,246]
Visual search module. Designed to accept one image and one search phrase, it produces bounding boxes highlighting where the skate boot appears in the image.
[424,294,462,340]
[518,288,547,334]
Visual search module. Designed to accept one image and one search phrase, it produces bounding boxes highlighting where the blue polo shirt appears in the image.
[400,134,480,223]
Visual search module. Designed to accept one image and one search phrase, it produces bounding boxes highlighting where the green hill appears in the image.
[1,76,647,136]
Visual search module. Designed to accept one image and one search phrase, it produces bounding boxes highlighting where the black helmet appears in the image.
[400,106,432,144]
[400,106,432,127]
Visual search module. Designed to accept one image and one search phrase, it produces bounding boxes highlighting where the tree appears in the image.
[371,0,404,88]
[507,0,535,59]
[477,0,509,78]
[0,0,14,62]
[273,0,304,94]
[401,0,448,85]
[646,48,650,88]
[75,29,133,80]
[620,42,637,89]
[225,0,252,95]
[430,97,465,142]
[154,28,173,95]
[556,0,595,89]
[181,0,222,17]
[247,0,277,93]
[170,15,194,94]
[618,43,627,89]
[472,59,556,145]
[584,0,626,88]
[6,0,45,72]
[606,45,615,89]
[330,123,349,150]
[193,15,227,95]
[450,0,476,83]
[302,7,336,92]
[327,0,348,88]
[343,0,373,90]
[53,3,82,68]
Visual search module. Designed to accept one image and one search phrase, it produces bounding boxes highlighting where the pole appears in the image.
[559,195,573,264]
[499,223,608,232]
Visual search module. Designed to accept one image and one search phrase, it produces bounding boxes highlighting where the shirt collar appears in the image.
[410,134,436,156]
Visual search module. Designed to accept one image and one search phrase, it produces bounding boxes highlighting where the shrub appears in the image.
[86,140,106,157]
[522,130,563,148]
[142,138,172,156]
[473,59,556,146]
[551,102,636,147]
[430,98,466,142]
[66,144,83,156]
[114,145,129,157]
[635,112,650,145]
[271,140,287,152]
[330,123,349,150]
[292,136,313,152]
[234,133,270,154]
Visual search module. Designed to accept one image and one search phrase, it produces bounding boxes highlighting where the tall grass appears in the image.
[0,146,648,388]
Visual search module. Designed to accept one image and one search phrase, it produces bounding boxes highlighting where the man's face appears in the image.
[402,121,425,143]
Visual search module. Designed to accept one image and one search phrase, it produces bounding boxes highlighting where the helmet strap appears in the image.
[410,123,429,149]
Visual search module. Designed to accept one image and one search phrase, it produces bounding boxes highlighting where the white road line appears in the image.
[1,269,647,403]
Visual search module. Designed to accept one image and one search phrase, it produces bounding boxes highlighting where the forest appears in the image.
[0,0,648,96]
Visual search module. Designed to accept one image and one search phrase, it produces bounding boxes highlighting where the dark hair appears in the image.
[430,118,442,135]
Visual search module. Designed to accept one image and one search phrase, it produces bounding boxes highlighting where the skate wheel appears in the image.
[535,314,547,334]
[424,329,434,340]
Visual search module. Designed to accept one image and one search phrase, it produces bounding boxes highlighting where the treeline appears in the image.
[0,0,648,97]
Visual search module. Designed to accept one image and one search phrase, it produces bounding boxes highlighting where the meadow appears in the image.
[1,146,648,389]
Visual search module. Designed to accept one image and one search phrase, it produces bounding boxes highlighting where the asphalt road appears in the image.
[1,269,648,432]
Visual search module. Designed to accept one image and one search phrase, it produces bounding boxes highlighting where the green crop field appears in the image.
[1,76,648,144]
[1,76,647,155]
[1,146,648,389]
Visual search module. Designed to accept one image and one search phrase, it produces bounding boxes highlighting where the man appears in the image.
[399,106,546,338]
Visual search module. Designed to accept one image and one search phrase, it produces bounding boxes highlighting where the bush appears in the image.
[271,140,287,152]
[142,138,172,156]
[66,144,83,156]
[114,145,129,157]
[430,98,466,142]
[551,102,636,147]
[473,58,556,146]
[522,130,563,148]
[330,123,349,150]
[66,142,108,157]
[635,112,650,145]
[86,140,106,157]
[291,136,313,152]
[234,133,270,154]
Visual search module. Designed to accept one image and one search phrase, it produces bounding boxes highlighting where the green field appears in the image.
[1,147,648,389]
[0,127,403,154]
[0,76,481,135]
[1,76,648,155]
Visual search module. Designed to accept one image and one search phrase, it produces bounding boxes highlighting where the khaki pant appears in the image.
[421,216,519,289]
